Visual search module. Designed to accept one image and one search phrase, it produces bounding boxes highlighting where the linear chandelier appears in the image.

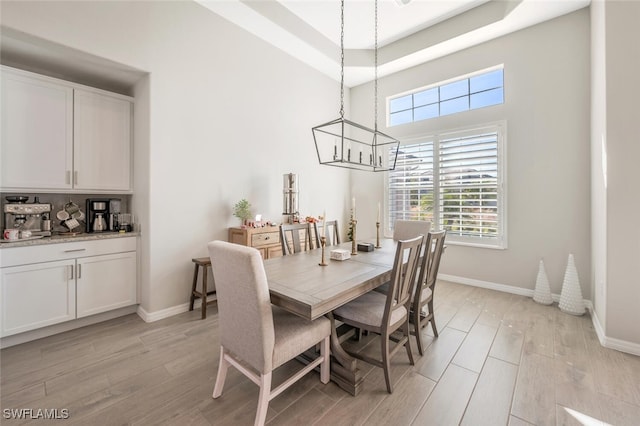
[312,0,399,172]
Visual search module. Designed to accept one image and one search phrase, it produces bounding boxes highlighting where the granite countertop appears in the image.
[0,231,140,248]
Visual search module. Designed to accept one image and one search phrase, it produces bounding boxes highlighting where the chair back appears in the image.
[393,220,431,242]
[279,223,313,255]
[313,220,341,247]
[384,235,424,328]
[414,230,446,300]
[208,241,275,373]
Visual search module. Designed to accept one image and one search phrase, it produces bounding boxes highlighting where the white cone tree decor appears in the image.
[559,254,586,315]
[533,259,553,305]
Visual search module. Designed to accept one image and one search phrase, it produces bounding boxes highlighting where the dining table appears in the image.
[263,237,399,396]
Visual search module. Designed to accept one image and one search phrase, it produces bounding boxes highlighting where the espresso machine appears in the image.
[3,196,52,237]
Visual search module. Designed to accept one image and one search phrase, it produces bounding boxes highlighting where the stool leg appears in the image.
[189,263,199,311]
[201,266,208,319]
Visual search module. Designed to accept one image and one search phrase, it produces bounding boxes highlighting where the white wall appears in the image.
[600,0,640,345]
[1,0,350,313]
[591,0,608,333]
[350,9,592,296]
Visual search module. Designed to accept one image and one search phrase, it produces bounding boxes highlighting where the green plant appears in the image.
[233,199,252,222]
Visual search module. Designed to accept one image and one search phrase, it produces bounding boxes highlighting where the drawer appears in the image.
[251,232,280,248]
[0,237,137,267]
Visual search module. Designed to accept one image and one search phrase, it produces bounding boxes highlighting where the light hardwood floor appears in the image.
[2,280,640,425]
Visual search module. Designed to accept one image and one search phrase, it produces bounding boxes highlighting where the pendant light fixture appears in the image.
[312,0,399,172]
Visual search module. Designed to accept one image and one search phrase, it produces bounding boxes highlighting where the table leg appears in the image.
[326,312,365,396]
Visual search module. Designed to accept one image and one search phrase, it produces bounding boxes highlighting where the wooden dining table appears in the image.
[263,237,399,396]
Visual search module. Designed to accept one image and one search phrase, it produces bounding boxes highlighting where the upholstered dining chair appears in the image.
[411,230,446,354]
[279,223,313,255]
[393,219,432,241]
[374,219,431,296]
[312,220,341,248]
[208,241,331,426]
[332,235,424,393]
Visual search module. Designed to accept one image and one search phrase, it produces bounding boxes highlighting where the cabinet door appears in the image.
[76,252,136,318]
[1,69,73,190]
[73,89,132,191]
[1,260,76,337]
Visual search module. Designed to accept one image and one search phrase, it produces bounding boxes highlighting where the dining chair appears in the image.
[411,230,446,355]
[374,219,431,296]
[208,241,331,426]
[312,220,341,247]
[332,235,424,393]
[393,219,432,241]
[279,223,313,255]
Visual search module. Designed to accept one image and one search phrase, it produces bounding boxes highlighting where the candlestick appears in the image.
[351,216,358,256]
[319,236,328,266]
[322,210,326,238]
[375,221,381,248]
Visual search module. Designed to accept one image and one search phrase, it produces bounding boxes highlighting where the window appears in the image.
[387,124,506,248]
[388,67,504,126]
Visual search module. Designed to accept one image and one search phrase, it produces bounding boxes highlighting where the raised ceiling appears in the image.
[198,0,591,87]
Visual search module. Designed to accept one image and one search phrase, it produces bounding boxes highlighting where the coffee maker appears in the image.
[86,198,109,233]
[3,196,52,237]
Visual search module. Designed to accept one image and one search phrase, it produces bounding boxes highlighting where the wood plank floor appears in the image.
[2,280,640,425]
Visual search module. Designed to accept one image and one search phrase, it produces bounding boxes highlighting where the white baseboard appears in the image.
[439,274,639,356]
[1,305,138,349]
[136,298,213,323]
[590,309,640,356]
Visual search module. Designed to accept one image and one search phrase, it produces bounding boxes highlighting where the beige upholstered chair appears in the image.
[333,235,424,393]
[312,220,341,247]
[393,219,432,241]
[279,223,314,255]
[412,230,446,354]
[208,241,331,426]
[374,219,431,295]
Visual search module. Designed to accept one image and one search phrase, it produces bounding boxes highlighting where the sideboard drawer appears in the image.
[251,231,280,248]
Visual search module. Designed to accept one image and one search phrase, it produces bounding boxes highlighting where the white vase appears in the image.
[559,254,586,315]
[533,259,553,305]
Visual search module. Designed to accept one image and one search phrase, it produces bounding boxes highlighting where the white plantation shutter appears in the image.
[439,132,499,239]
[387,124,505,248]
[388,142,434,226]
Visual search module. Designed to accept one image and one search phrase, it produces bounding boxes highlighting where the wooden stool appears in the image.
[189,257,216,319]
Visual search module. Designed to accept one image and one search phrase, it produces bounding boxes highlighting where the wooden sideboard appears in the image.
[228,226,283,259]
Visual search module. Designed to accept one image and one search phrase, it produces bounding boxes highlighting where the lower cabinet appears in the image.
[1,260,76,336]
[77,252,137,318]
[0,237,137,338]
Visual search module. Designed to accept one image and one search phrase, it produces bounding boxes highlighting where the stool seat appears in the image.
[190,257,216,319]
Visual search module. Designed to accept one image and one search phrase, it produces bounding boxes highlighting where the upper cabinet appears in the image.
[74,90,132,191]
[1,70,74,190]
[0,66,133,193]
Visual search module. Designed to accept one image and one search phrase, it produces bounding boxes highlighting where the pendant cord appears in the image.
[340,0,345,119]
[374,0,378,133]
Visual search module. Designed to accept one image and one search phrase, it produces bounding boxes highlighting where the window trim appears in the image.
[384,121,507,250]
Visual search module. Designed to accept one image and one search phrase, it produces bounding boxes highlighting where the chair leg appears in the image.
[255,372,272,426]
[189,263,199,311]
[428,300,438,337]
[212,346,229,398]
[320,336,330,384]
[381,335,393,393]
[403,321,415,366]
[414,308,424,356]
